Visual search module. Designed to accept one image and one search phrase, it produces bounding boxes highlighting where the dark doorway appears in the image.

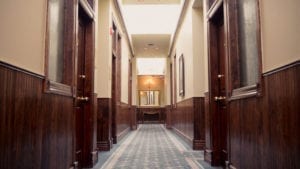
[111,23,122,144]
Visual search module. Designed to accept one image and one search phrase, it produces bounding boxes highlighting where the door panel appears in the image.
[206,4,228,167]
[75,13,87,168]
[217,23,228,165]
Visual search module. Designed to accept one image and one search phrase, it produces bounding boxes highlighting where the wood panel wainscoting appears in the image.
[137,107,166,124]
[115,102,131,143]
[97,98,112,151]
[204,92,212,163]
[205,61,300,169]
[165,105,172,129]
[0,62,74,169]
[227,61,300,169]
[131,105,137,130]
[97,100,131,149]
[171,97,205,150]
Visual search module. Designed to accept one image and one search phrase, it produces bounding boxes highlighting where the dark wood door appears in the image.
[216,22,228,165]
[75,13,87,168]
[206,4,228,166]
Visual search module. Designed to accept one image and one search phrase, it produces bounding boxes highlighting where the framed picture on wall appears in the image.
[179,54,185,97]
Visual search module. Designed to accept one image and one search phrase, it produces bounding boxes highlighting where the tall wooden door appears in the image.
[206,2,228,167]
[75,13,87,168]
[216,21,228,166]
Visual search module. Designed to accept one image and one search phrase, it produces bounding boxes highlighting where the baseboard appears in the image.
[131,125,137,130]
[204,148,222,166]
[166,124,172,129]
[228,164,237,169]
[204,149,212,164]
[91,151,98,166]
[97,139,112,151]
[193,139,205,150]
[117,127,130,143]
[172,127,193,148]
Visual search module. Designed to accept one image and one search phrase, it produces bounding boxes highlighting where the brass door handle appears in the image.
[77,96,89,101]
[79,75,86,79]
[214,96,226,101]
[217,74,224,78]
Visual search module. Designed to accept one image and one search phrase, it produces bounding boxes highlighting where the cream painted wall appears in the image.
[96,0,132,102]
[94,0,99,92]
[96,0,112,97]
[165,58,171,105]
[111,1,132,104]
[132,58,137,105]
[0,0,46,75]
[170,0,205,102]
[203,1,209,92]
[173,3,193,102]
[260,0,300,72]
[121,38,130,103]
[192,7,205,96]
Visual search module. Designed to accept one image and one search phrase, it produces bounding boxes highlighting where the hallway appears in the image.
[0,0,299,169]
[96,124,219,169]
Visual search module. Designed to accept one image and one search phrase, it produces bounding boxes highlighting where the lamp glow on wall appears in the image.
[145,78,154,90]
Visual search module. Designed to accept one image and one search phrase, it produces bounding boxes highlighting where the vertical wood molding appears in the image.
[97,98,112,151]
[165,105,172,129]
[116,102,131,142]
[193,97,205,150]
[131,105,137,130]
[204,92,213,163]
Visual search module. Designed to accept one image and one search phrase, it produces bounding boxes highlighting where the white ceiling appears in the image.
[137,58,166,75]
[120,4,182,35]
[117,0,184,76]
[119,0,183,57]
[132,34,171,57]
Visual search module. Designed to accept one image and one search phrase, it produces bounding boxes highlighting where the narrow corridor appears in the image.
[1,1,299,169]
[95,125,220,169]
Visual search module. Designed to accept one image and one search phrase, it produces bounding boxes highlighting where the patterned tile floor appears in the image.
[93,124,221,169]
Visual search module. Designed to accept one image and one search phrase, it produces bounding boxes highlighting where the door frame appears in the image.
[74,0,97,168]
[205,0,229,166]
[111,20,122,144]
